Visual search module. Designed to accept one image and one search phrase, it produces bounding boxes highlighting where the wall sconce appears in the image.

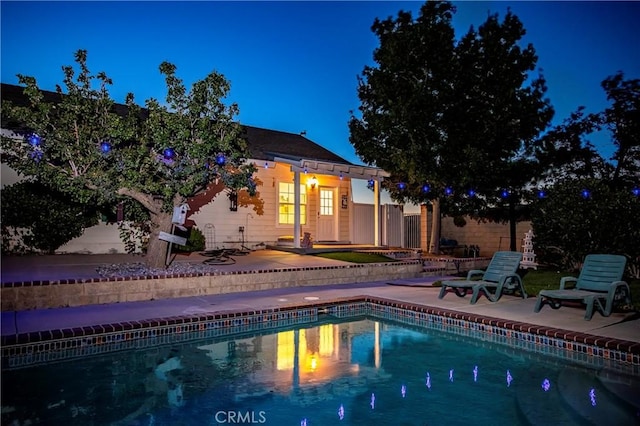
[308,176,318,190]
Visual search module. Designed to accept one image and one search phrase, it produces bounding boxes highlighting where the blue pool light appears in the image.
[473,365,478,382]
[506,370,513,387]
[338,404,344,420]
[215,153,226,166]
[449,369,454,382]
[370,393,375,409]
[300,419,307,426]
[541,378,551,392]
[589,388,597,406]
[401,384,407,398]
[426,372,432,390]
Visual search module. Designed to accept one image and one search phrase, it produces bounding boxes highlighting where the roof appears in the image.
[1,83,353,166]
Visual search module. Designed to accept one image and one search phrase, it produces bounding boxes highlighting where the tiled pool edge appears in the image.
[2,296,639,373]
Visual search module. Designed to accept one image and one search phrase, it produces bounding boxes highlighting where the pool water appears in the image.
[2,317,638,425]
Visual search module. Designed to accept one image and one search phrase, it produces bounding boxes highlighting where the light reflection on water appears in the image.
[1,318,638,425]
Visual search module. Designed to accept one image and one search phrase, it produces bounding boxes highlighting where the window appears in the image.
[278,182,307,224]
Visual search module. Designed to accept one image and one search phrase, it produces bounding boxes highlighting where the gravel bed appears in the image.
[96,262,222,278]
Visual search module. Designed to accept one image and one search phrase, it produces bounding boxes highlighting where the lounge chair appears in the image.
[534,254,630,320]
[438,251,526,304]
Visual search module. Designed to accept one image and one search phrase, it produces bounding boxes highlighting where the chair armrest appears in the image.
[559,277,577,290]
[466,269,485,281]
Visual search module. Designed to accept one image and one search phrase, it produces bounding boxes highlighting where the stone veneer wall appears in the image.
[1,260,424,311]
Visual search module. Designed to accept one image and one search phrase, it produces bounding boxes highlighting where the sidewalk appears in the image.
[1,250,639,344]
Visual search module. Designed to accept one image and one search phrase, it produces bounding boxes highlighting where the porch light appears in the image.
[308,176,318,189]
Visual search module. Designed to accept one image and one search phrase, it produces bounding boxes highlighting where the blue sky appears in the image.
[2,1,639,168]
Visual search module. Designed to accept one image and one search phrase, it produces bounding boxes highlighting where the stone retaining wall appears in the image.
[1,260,425,311]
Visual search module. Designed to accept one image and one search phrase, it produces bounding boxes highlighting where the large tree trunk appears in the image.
[145,210,174,269]
[509,200,517,252]
[429,199,441,254]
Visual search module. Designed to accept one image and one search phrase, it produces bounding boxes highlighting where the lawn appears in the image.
[313,251,397,263]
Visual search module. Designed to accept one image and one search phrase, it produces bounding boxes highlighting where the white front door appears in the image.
[317,187,337,241]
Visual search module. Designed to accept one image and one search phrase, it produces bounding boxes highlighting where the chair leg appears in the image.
[470,285,484,304]
[534,295,544,313]
[584,297,595,321]
[438,285,447,299]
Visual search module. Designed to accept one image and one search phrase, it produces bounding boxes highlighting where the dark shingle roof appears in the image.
[1,83,353,166]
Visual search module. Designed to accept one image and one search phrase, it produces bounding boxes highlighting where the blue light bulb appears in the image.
[501,189,509,199]
[633,187,639,197]
[422,184,431,193]
[215,153,226,166]
[100,141,111,153]
[468,189,476,197]
[581,189,590,199]
[445,187,453,196]
[27,133,42,147]
[163,148,175,159]
[397,182,406,190]
[537,190,546,199]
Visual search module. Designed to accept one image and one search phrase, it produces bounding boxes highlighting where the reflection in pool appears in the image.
[2,318,638,425]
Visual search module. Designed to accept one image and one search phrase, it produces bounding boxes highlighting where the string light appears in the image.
[467,189,476,197]
[100,141,111,154]
[581,188,591,199]
[422,184,431,193]
[633,187,639,197]
[397,182,406,190]
[537,189,547,199]
[163,147,175,159]
[215,153,226,166]
[445,187,453,196]
[27,133,42,146]
[500,189,510,199]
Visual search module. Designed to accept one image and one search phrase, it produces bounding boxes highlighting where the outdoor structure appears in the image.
[0,83,389,253]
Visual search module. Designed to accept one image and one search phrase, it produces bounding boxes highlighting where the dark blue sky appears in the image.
[2,1,639,165]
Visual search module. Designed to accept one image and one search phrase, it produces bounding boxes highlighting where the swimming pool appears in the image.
[2,306,639,425]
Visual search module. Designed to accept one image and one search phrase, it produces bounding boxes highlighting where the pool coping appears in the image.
[3,295,639,372]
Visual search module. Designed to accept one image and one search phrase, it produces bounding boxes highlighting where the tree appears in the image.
[349,1,553,253]
[1,50,257,268]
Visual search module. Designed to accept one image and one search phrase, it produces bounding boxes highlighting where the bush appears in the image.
[174,226,206,252]
[1,181,100,254]
[531,178,640,276]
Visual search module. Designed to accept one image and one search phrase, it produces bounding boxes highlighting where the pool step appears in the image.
[596,368,640,411]
[557,368,638,425]
[515,369,582,425]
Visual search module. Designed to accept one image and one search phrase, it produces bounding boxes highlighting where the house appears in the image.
[1,83,389,253]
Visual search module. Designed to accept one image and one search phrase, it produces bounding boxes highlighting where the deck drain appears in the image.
[304,296,320,301]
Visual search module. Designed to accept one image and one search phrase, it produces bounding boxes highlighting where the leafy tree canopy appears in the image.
[1,50,257,268]
[349,0,553,251]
